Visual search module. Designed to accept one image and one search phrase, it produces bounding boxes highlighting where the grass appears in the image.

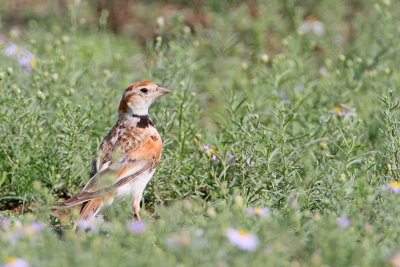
[1,0,400,266]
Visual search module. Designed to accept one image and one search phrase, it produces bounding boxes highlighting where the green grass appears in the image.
[1,0,400,266]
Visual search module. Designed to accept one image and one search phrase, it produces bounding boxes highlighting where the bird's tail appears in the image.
[52,195,88,210]
[72,199,103,231]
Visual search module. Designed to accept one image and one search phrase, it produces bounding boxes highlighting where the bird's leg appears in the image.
[133,196,141,221]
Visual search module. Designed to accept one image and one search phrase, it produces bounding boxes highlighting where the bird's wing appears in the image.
[56,128,162,207]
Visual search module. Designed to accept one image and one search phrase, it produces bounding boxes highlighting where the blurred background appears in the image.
[2,0,364,54]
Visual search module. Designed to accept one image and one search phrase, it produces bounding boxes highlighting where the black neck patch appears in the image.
[132,114,154,128]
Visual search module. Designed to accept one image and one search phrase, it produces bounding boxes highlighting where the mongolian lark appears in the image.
[56,81,170,230]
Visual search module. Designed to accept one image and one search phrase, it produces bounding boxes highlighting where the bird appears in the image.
[55,81,171,230]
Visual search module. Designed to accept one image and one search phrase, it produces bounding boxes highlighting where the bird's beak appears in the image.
[157,87,171,95]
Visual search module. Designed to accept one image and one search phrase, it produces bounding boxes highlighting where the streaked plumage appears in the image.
[55,81,170,230]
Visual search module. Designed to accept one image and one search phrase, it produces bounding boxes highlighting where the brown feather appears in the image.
[54,123,161,209]
[118,98,129,115]
[55,160,153,207]
[132,81,154,88]
[72,198,104,231]
[128,133,162,160]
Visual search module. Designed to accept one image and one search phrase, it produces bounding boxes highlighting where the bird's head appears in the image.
[118,81,171,117]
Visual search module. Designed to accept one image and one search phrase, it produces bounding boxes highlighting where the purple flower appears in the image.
[25,222,45,234]
[336,216,351,229]
[227,152,236,164]
[1,217,10,229]
[76,216,106,234]
[391,253,400,267]
[76,220,94,231]
[9,230,24,245]
[246,157,255,166]
[386,182,400,194]
[17,52,36,71]
[279,90,288,101]
[201,145,219,162]
[246,207,270,218]
[226,228,258,251]
[1,257,29,267]
[3,42,36,71]
[320,115,329,123]
[7,221,45,245]
[201,145,213,154]
[211,154,219,162]
[294,84,303,92]
[4,43,18,57]
[128,221,146,234]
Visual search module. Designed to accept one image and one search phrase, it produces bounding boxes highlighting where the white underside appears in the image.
[75,170,155,229]
[97,169,155,210]
[115,169,155,202]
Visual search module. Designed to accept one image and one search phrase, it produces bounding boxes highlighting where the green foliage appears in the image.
[1,0,400,266]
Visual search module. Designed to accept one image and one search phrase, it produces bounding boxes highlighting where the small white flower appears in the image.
[76,216,106,234]
[297,17,324,36]
[336,216,351,229]
[226,228,258,251]
[246,207,270,218]
[3,42,36,71]
[128,220,146,234]
[385,182,400,194]
[1,257,29,267]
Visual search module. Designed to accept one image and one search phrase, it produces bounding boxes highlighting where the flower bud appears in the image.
[61,35,70,43]
[261,53,269,63]
[156,17,165,29]
[36,90,46,100]
[52,73,59,81]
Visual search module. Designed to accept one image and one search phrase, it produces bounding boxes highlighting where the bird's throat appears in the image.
[131,114,154,128]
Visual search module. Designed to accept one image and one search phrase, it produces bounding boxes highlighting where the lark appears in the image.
[56,81,170,230]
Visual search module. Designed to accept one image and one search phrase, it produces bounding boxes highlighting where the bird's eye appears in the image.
[140,88,148,93]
